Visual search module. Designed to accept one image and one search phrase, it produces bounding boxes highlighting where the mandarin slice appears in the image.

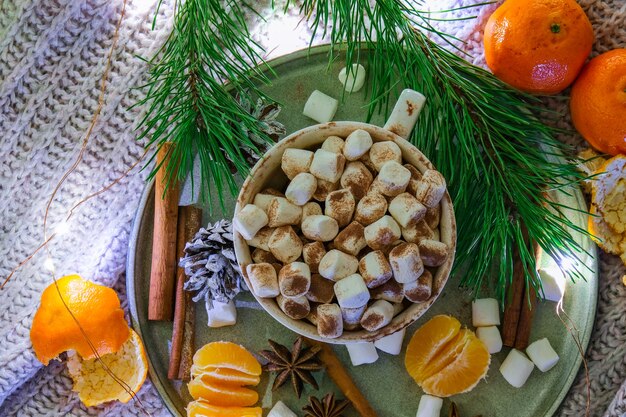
[404,315,461,382]
[192,341,261,376]
[418,329,472,380]
[420,335,490,397]
[405,315,490,397]
[191,366,261,387]
[187,400,262,417]
[188,375,259,406]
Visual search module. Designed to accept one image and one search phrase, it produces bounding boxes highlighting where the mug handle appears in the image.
[382,89,426,139]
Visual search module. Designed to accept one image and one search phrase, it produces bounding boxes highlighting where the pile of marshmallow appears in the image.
[234,128,450,339]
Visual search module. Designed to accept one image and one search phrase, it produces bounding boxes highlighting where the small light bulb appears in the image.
[44,258,55,272]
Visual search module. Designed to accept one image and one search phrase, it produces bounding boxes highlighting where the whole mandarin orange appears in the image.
[570,49,626,155]
[484,0,594,94]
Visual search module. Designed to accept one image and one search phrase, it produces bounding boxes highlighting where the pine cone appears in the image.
[181,219,247,308]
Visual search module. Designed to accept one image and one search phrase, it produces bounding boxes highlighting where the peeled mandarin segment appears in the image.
[190,366,261,387]
[30,275,130,365]
[192,341,262,376]
[66,329,148,407]
[186,400,262,417]
[404,315,461,382]
[187,375,259,406]
[420,336,490,397]
[417,329,473,382]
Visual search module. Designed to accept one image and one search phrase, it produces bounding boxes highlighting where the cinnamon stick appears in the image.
[178,292,195,381]
[168,205,202,379]
[502,253,526,347]
[305,339,379,417]
[514,279,538,350]
[149,143,180,321]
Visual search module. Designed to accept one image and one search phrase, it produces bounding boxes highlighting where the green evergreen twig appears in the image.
[287,0,590,302]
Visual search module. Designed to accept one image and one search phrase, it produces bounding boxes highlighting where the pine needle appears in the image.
[288,0,590,302]
[136,0,275,213]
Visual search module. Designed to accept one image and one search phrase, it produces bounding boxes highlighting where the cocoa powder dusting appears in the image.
[406,100,415,116]
[361,312,383,330]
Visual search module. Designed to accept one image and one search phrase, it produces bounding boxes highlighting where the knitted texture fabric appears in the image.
[0,0,624,416]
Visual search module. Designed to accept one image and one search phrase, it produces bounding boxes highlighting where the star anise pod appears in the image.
[259,337,323,398]
[303,393,350,417]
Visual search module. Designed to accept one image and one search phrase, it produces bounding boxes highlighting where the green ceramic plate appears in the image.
[127,45,597,417]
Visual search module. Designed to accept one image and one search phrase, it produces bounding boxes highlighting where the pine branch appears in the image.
[137,0,275,212]
[288,0,590,302]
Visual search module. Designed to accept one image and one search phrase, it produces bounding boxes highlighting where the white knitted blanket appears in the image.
[0,1,624,416]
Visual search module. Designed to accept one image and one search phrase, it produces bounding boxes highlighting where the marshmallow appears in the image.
[251,247,277,264]
[303,90,338,123]
[318,249,359,281]
[391,302,404,316]
[370,279,405,303]
[369,141,402,171]
[276,294,310,320]
[388,193,427,228]
[354,192,388,225]
[500,349,535,388]
[301,215,339,242]
[389,242,424,283]
[334,273,370,308]
[279,262,311,298]
[425,205,441,229]
[340,161,373,201]
[268,401,298,417]
[364,215,401,250]
[316,303,344,338]
[321,136,345,153]
[325,189,356,228]
[281,148,314,180]
[476,326,503,354]
[235,204,269,240]
[246,263,280,298]
[285,173,317,206]
[333,221,367,256]
[346,342,379,366]
[404,164,423,195]
[246,227,273,251]
[414,169,447,208]
[338,64,366,93]
[404,269,432,302]
[374,328,405,355]
[377,161,411,196]
[416,395,443,417]
[306,273,335,304]
[253,193,279,214]
[268,226,303,263]
[418,240,448,267]
[472,298,501,327]
[261,188,284,197]
[402,220,435,243]
[267,197,302,227]
[341,305,367,330]
[312,178,340,201]
[302,241,327,273]
[306,308,318,325]
[310,149,346,183]
[343,129,373,161]
[206,300,237,328]
[302,201,323,218]
[526,338,559,372]
[360,150,378,173]
[359,250,393,288]
[360,300,394,331]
